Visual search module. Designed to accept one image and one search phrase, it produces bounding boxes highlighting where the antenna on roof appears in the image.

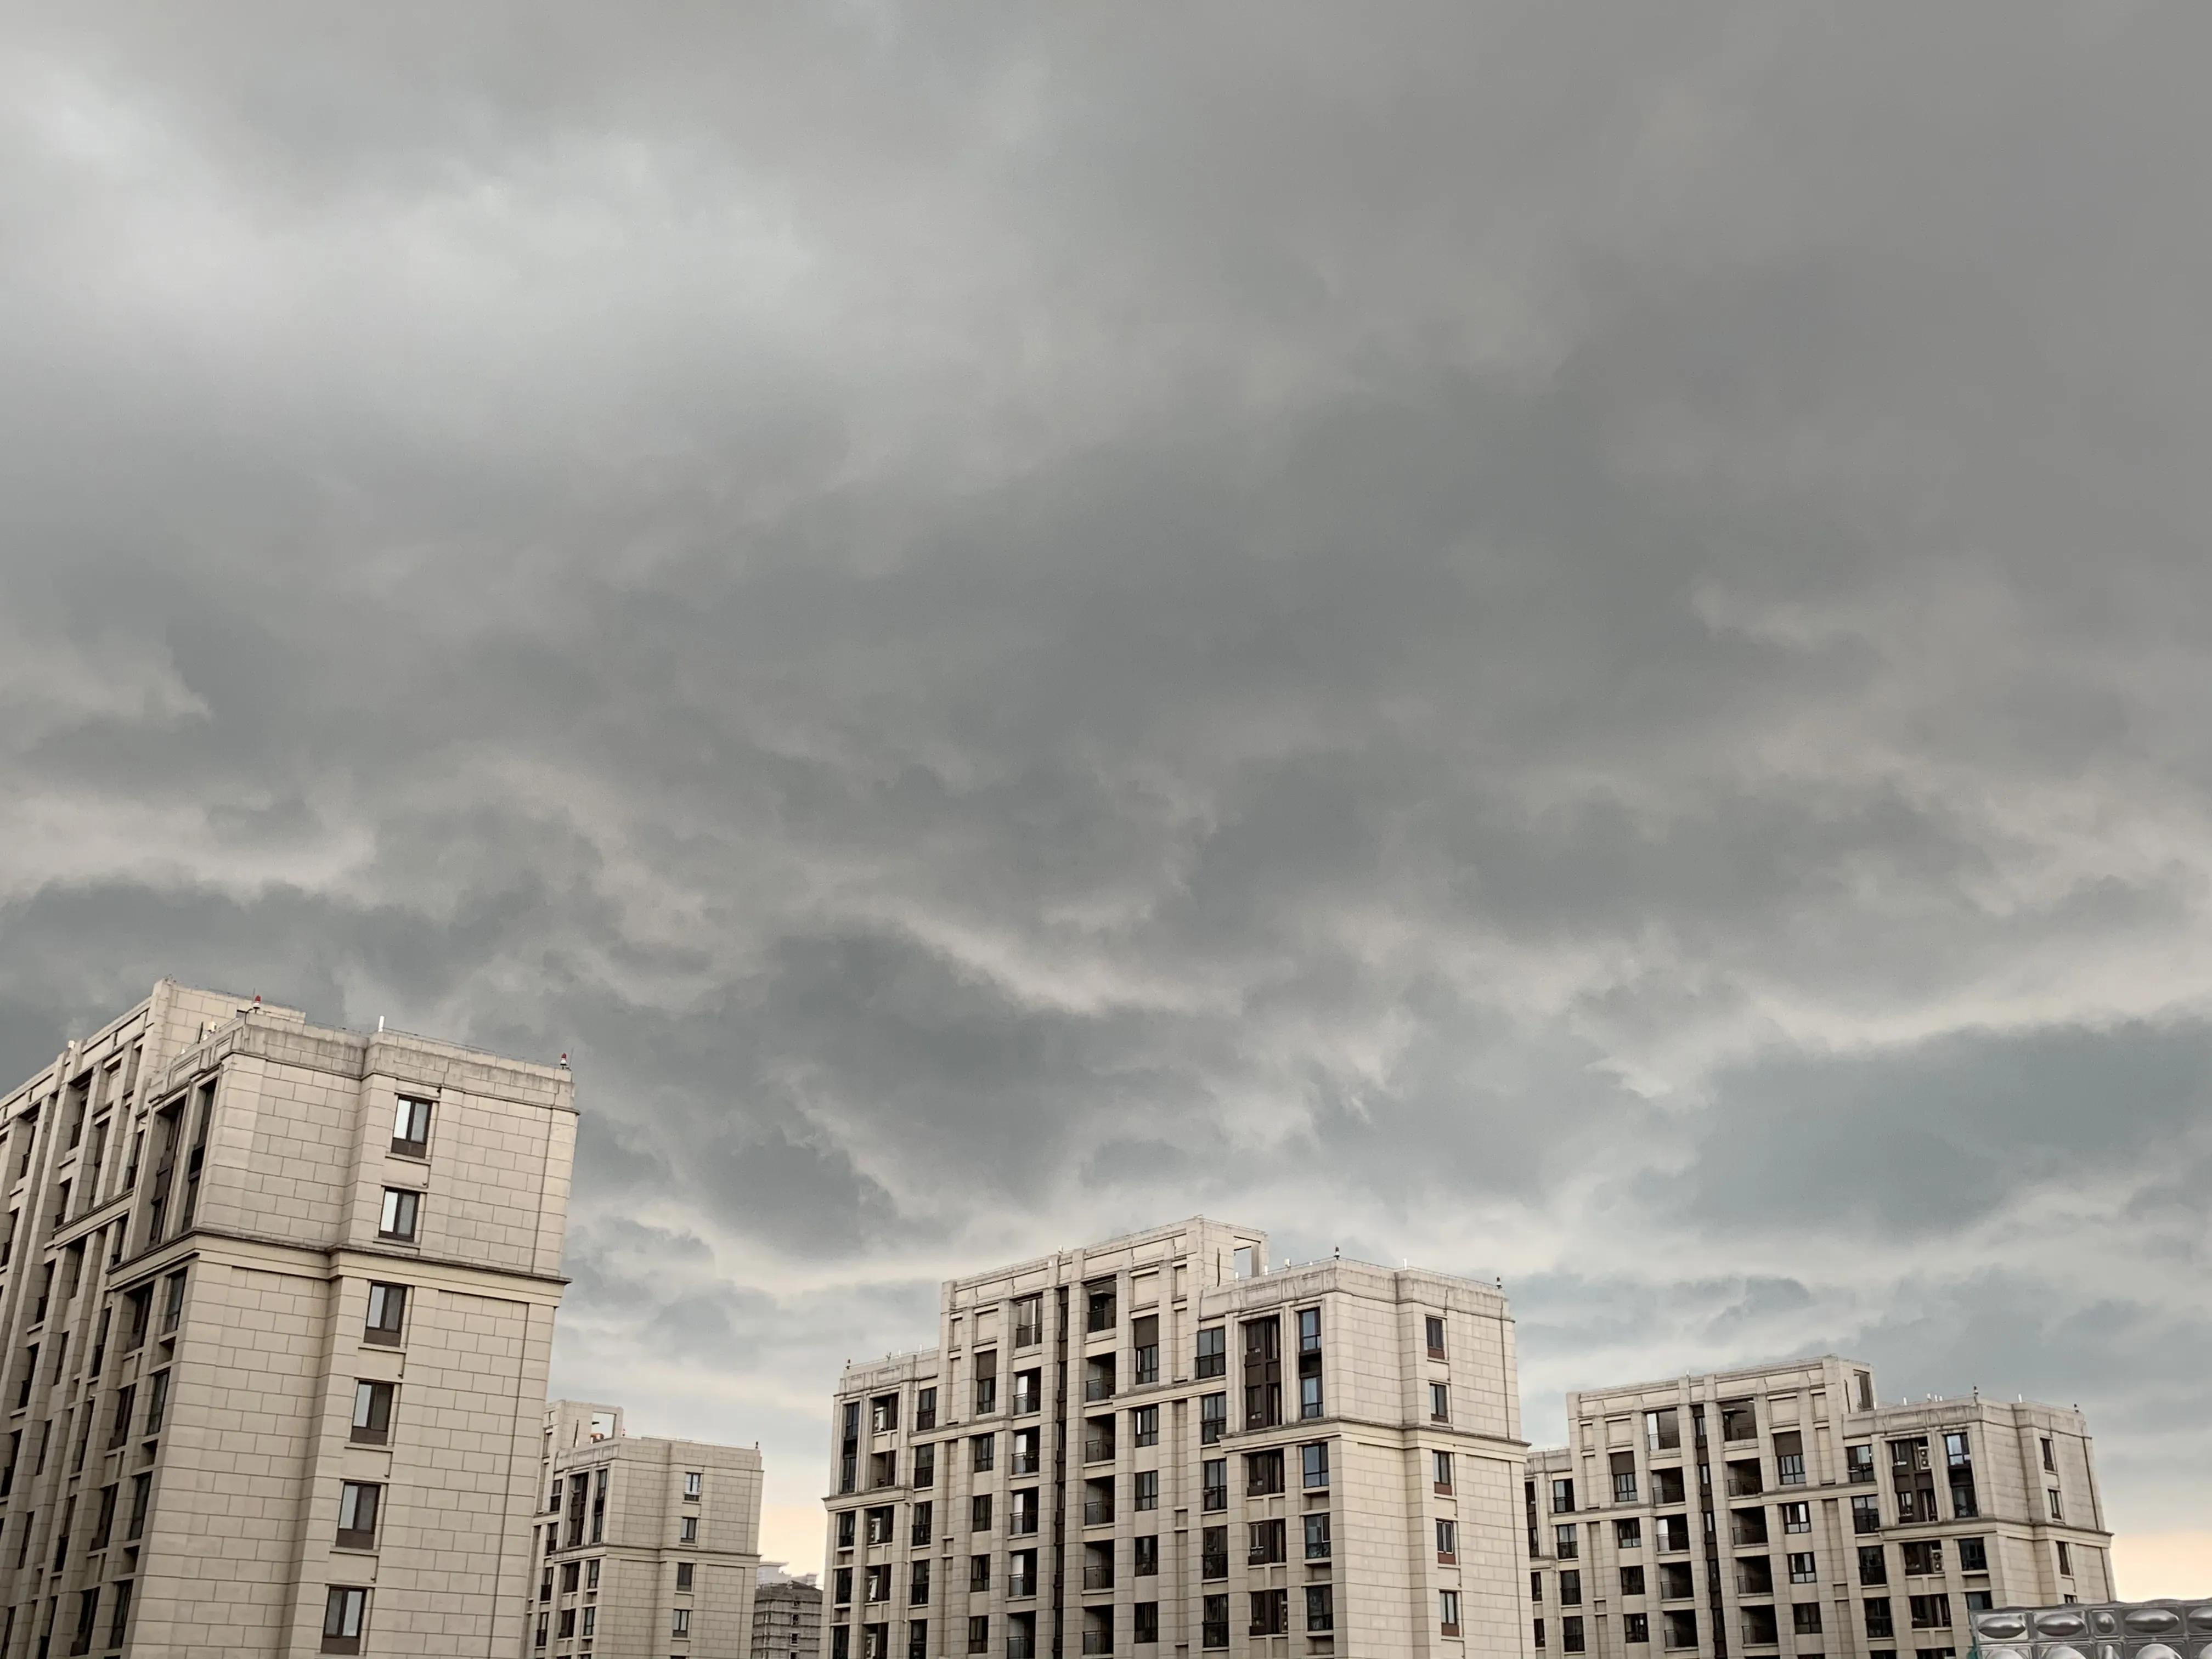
[377,1016,385,1032]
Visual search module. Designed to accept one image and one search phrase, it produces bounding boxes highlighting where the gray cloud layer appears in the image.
[4,1,2209,1572]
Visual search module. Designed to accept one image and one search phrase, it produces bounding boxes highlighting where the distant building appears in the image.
[754,1565,823,1659]
[1524,1357,2114,1659]
[0,979,575,1655]
[823,1216,1528,1658]
[533,1399,765,1658]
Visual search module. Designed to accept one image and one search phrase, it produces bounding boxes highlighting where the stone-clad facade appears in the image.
[1523,1358,2113,1659]
[0,980,575,1656]
[530,1400,764,1659]
[822,1218,1531,1659]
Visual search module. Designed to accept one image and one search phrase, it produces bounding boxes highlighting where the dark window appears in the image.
[1200,1393,1227,1445]
[1426,1315,1447,1357]
[391,1097,432,1158]
[1565,1616,1587,1653]
[1553,1477,1576,1513]
[1866,1598,1895,1639]
[910,1501,933,1545]
[377,1188,420,1242]
[1242,1317,1282,1429]
[1301,1441,1329,1488]
[1625,1613,1649,1645]
[1434,1451,1454,1493]
[1854,1493,1882,1533]
[1611,1449,1638,1503]
[1846,1444,1876,1483]
[1194,1327,1226,1380]
[1617,1519,1643,1549]
[1910,1596,1952,1631]
[1790,1553,1817,1584]
[1305,1584,1333,1634]
[1556,1523,1578,1559]
[969,1494,991,1532]
[364,1283,408,1346]
[1201,1525,1228,1580]
[912,1443,935,1488]
[973,1351,997,1415]
[1775,1431,1805,1486]
[337,1481,381,1550]
[1304,1513,1331,1560]
[1245,1449,1284,1496]
[1248,1517,1286,1565]
[1202,1594,1229,1649]
[1249,1588,1288,1637]
[1796,1604,1824,1635]
[1957,1537,1988,1573]
[915,1387,937,1431]
[108,1581,133,1648]
[1621,1566,1645,1597]
[322,1587,369,1654]
[1560,1570,1582,1606]
[1903,1541,1943,1576]
[872,1393,900,1434]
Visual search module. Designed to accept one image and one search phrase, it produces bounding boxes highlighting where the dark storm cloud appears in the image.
[4,0,2211,1572]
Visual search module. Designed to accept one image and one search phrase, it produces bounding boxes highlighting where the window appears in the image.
[1910,1596,1952,1631]
[322,1587,369,1654]
[1200,1393,1227,1446]
[1666,1612,1699,1651]
[1202,1594,1229,1650]
[1661,1564,1695,1601]
[672,1607,691,1637]
[967,1616,989,1654]
[1430,1381,1451,1423]
[1250,1589,1289,1637]
[1195,1327,1226,1379]
[1010,1488,1040,1535]
[1652,1467,1686,1505]
[910,1500,933,1546]
[2056,1542,2074,1578]
[1136,1470,1158,1511]
[1537,1620,1548,1650]
[865,1506,895,1546]
[1796,1604,1824,1636]
[108,1581,133,1648]
[1656,1514,1691,1553]
[1243,1317,1283,1428]
[1249,1517,1286,1565]
[351,1381,394,1446]
[1626,1613,1650,1645]
[866,1565,891,1603]
[377,1188,420,1242]
[1565,1616,1587,1653]
[1903,1541,1943,1576]
[364,1283,408,1345]
[1306,1584,1334,1634]
[837,1511,858,1550]
[1789,1553,1817,1584]
[970,1494,992,1533]
[1621,1565,1646,1596]
[1298,1307,1322,1353]
[1440,1589,1463,1638]
[835,1567,854,1605]
[1553,1476,1576,1513]
[1560,1570,1582,1606]
[1781,1501,1810,1533]
[1556,1523,1578,1560]
[1775,1430,1805,1486]
[1965,1593,1993,1615]
[143,1369,170,1435]
[973,1351,997,1415]
[1434,1451,1454,1493]
[2041,1436,2056,1472]
[1436,1519,1458,1564]
[391,1097,432,1158]
[1133,1406,1158,1447]
[679,1514,697,1543]
[1426,1314,1447,1357]
[1853,1494,1881,1534]
[1133,1535,1158,1577]
[337,1481,381,1549]
[1866,1599,1895,1639]
[971,1433,995,1472]
[2048,1488,2064,1521]
[1846,1444,1876,1483]
[1860,1547,1888,1586]
[107,1386,135,1451]
[1957,1537,1988,1573]
[1612,1450,1639,1503]
[1203,1525,1229,1579]
[1301,1442,1330,1488]
[915,1386,937,1431]
[912,1443,935,1488]
[1304,1512,1331,1560]
[1617,1519,1643,1549]
[1245,1448,1284,1496]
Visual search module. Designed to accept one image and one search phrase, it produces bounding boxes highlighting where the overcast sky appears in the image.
[4,2,2208,1589]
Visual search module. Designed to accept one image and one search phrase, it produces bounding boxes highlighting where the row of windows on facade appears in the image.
[836,1440,1388,1549]
[1,1091,438,1284]
[0,1579,137,1657]
[0,1269,188,1500]
[825,1587,1464,1659]
[1530,1433,2067,1561]
[1537,1534,2013,1601]
[1532,1589,1991,1654]
[834,1508,1340,1610]
[531,1599,699,1647]
[540,1466,708,1550]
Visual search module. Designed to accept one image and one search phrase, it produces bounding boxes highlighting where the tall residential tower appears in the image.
[0,980,575,1656]
[1523,1358,2112,1659]
[822,1218,1531,1659]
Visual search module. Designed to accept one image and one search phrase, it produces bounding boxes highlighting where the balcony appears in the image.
[1084,1501,1115,1526]
[1082,1633,1114,1656]
[1085,1565,1115,1591]
[1085,1438,1116,1464]
[1012,1452,1041,1476]
[1008,1576,1037,1599]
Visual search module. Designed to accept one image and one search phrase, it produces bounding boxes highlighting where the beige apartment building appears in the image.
[822,1217,1531,1659]
[532,1400,764,1658]
[0,978,576,1657]
[753,1569,822,1659]
[1523,1358,2113,1659]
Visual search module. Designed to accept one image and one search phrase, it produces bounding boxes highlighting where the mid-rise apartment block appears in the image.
[822,1217,1531,1659]
[754,1569,823,1659]
[1523,1358,2113,1659]
[532,1400,764,1658]
[0,979,576,1656]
